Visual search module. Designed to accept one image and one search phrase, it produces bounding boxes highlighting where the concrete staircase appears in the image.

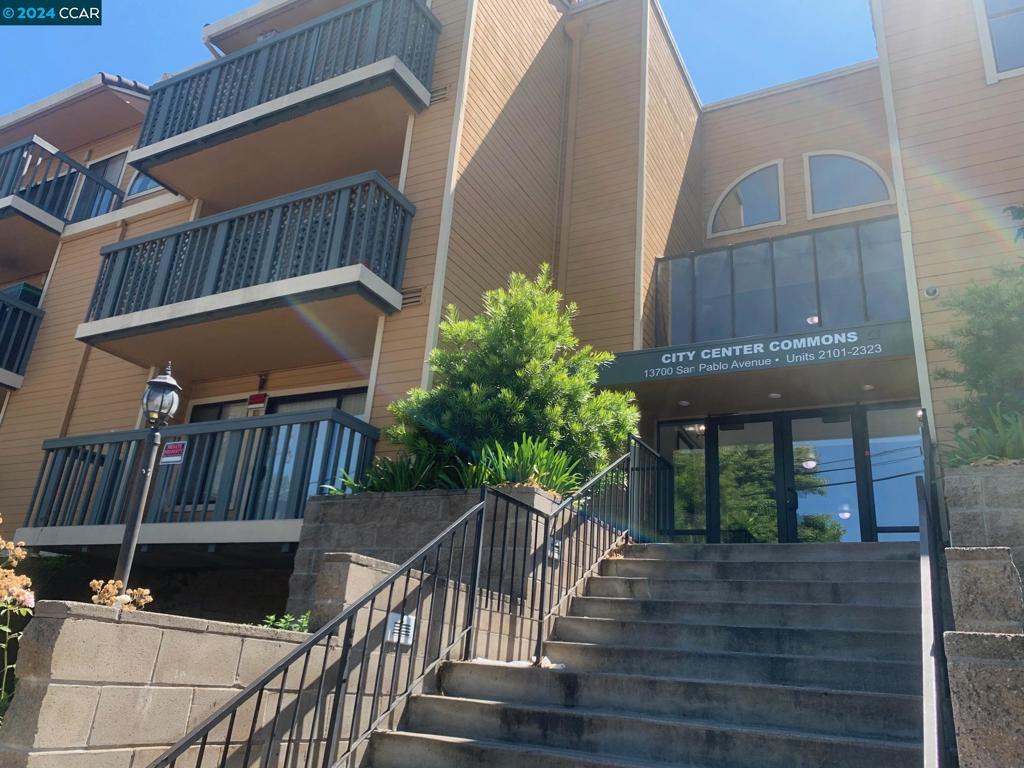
[368,542,924,767]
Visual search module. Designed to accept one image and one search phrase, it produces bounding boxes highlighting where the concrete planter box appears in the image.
[287,487,560,624]
[945,631,1024,767]
[0,601,314,768]
[945,465,1024,563]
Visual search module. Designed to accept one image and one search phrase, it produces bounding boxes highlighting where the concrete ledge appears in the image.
[945,631,1024,767]
[16,519,305,548]
[946,547,1024,633]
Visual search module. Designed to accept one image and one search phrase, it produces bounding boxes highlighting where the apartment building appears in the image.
[0,0,1019,570]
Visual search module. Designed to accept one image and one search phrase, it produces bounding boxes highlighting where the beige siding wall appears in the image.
[701,66,896,249]
[0,201,193,535]
[368,0,469,435]
[443,0,567,317]
[641,4,702,347]
[879,0,1024,439]
[559,0,644,354]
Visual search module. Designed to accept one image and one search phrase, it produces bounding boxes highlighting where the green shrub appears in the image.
[260,611,310,633]
[934,262,1024,427]
[441,435,582,495]
[387,265,638,473]
[339,435,582,495]
[944,407,1024,467]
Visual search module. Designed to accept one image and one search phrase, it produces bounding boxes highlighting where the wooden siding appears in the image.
[368,0,469,434]
[879,0,1024,439]
[701,66,896,249]
[0,201,193,535]
[561,0,644,354]
[641,3,702,347]
[443,0,567,317]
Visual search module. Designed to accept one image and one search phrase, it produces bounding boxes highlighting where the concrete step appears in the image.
[569,595,920,632]
[585,575,921,606]
[552,615,920,661]
[439,661,923,741]
[403,694,922,768]
[623,542,918,562]
[543,640,922,695]
[600,558,920,583]
[369,731,682,768]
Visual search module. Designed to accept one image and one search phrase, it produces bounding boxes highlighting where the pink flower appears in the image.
[7,588,34,609]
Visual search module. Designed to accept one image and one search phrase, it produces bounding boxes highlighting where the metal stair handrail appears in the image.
[149,437,673,767]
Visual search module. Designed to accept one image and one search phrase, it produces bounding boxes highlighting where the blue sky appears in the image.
[0,0,879,115]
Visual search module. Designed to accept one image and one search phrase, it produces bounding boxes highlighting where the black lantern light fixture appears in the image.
[142,363,181,427]
[113,362,181,596]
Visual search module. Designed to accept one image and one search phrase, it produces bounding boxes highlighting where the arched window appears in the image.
[126,171,164,199]
[805,152,894,217]
[709,161,784,237]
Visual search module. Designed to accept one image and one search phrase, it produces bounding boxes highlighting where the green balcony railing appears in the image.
[0,136,124,224]
[0,292,43,383]
[26,408,378,529]
[85,172,413,323]
[137,0,440,147]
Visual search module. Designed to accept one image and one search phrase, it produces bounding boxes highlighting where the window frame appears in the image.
[65,148,130,223]
[707,160,786,240]
[974,0,1024,84]
[184,380,371,423]
[802,151,895,221]
[124,170,165,201]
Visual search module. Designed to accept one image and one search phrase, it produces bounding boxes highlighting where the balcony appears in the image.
[75,172,412,379]
[0,286,44,390]
[128,0,440,210]
[18,408,378,551]
[0,136,124,282]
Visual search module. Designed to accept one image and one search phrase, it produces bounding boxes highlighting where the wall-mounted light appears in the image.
[768,393,783,399]
[806,314,821,325]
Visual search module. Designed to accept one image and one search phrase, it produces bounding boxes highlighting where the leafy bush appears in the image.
[440,435,582,494]
[344,449,449,493]
[387,265,638,473]
[260,611,311,633]
[339,435,582,495]
[944,407,1024,467]
[934,262,1024,427]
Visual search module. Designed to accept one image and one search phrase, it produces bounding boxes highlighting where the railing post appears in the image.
[533,514,551,665]
[321,617,356,768]
[461,492,487,661]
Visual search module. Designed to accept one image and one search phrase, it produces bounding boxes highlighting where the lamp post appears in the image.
[113,362,181,595]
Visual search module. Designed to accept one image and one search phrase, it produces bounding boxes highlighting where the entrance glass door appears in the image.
[716,420,781,543]
[789,415,861,543]
[658,404,923,544]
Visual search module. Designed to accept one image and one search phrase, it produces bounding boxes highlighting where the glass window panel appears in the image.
[867,407,923,537]
[815,227,865,327]
[127,172,162,197]
[732,242,774,337]
[809,154,890,214]
[659,422,707,541]
[791,416,860,543]
[694,250,732,341]
[669,258,694,345]
[718,421,779,543]
[860,218,909,322]
[712,165,781,233]
[987,0,1024,16]
[71,152,126,222]
[989,11,1024,72]
[772,235,818,333]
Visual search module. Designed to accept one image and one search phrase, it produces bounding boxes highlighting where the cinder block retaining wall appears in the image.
[0,601,308,768]
[945,466,1024,564]
[287,488,559,622]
